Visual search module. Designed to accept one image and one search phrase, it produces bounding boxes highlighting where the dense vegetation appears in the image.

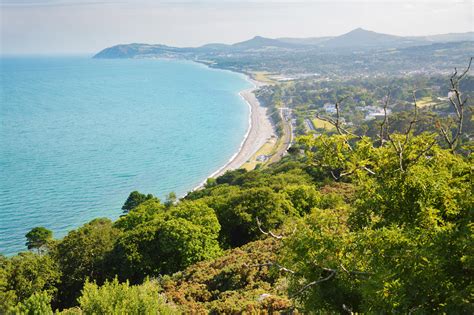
[258,74,474,137]
[1,65,472,313]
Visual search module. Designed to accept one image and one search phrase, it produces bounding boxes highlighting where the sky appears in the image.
[1,0,473,55]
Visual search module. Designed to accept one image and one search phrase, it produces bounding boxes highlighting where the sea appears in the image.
[0,56,252,255]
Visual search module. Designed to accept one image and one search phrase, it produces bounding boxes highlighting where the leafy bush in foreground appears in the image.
[280,133,473,313]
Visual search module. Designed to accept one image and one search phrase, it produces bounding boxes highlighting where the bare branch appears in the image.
[290,269,336,298]
[245,262,296,274]
[379,89,391,147]
[440,57,472,151]
[339,264,372,277]
[256,217,283,239]
[334,96,349,136]
[409,139,437,165]
[457,56,473,81]
[403,91,418,147]
[449,93,461,119]
[439,125,452,148]
[362,166,376,175]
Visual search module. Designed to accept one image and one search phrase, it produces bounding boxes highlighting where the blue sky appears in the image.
[1,0,472,54]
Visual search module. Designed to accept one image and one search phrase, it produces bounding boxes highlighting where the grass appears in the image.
[251,71,277,84]
[416,96,436,108]
[242,137,277,170]
[312,118,335,130]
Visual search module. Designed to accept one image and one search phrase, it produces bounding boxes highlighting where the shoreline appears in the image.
[193,75,275,190]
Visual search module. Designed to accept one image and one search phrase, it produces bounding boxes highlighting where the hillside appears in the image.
[3,104,472,312]
[93,28,474,59]
[93,29,473,77]
[319,27,423,49]
[231,35,301,50]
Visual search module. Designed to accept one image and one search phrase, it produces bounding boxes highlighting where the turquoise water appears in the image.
[0,56,252,255]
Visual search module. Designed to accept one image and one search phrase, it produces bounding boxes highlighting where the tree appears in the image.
[0,252,60,312]
[114,199,166,231]
[207,186,296,247]
[113,201,221,281]
[282,133,472,313]
[25,227,53,253]
[0,255,17,312]
[282,184,321,216]
[53,218,120,308]
[164,192,177,207]
[121,191,156,213]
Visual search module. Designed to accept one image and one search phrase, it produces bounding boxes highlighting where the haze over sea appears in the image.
[0,56,252,255]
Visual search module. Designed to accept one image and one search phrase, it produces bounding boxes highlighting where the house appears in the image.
[323,103,336,114]
[364,106,390,120]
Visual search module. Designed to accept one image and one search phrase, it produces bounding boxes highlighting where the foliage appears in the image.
[75,278,177,314]
[0,252,60,312]
[121,191,156,213]
[205,186,296,247]
[282,133,473,313]
[0,256,17,312]
[53,218,121,308]
[9,291,53,315]
[114,199,165,231]
[25,227,53,252]
[281,184,321,216]
[2,111,471,314]
[160,238,292,313]
[164,192,177,207]
[113,200,222,281]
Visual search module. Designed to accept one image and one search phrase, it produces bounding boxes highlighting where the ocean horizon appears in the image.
[0,56,252,255]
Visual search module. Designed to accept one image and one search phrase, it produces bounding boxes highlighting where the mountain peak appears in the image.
[322,28,404,48]
[345,28,377,36]
[231,35,296,49]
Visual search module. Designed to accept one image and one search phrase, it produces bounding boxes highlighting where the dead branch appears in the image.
[409,139,437,164]
[439,57,472,151]
[339,264,372,277]
[384,91,421,172]
[379,89,391,147]
[256,217,284,239]
[334,96,350,136]
[245,262,296,274]
[290,268,336,297]
[403,91,419,147]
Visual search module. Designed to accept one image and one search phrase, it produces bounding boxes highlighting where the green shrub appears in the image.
[77,278,177,314]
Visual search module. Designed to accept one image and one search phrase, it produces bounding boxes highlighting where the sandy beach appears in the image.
[212,84,275,178]
[190,78,272,182]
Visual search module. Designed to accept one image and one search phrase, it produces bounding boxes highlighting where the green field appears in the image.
[312,118,335,130]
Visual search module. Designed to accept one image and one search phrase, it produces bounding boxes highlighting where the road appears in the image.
[268,107,293,164]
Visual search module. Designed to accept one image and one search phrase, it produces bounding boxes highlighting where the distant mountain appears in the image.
[412,32,474,43]
[94,43,187,58]
[277,36,333,46]
[231,36,301,50]
[198,43,231,50]
[93,28,474,58]
[319,28,424,49]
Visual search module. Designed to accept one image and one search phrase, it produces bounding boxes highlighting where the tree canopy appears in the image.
[25,227,53,252]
